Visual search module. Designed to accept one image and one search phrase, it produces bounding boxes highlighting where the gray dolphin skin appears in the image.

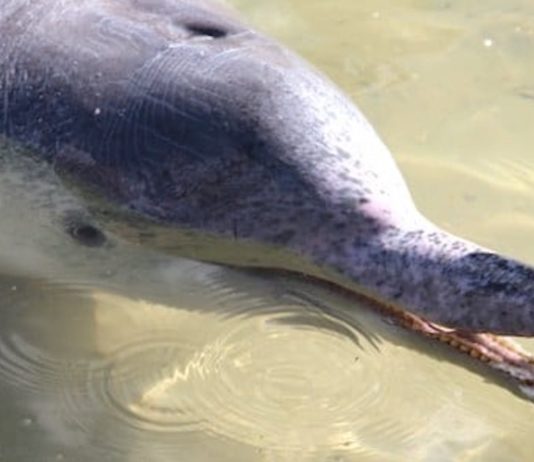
[1,0,534,342]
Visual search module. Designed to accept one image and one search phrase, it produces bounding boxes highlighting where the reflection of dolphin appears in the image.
[1,1,534,392]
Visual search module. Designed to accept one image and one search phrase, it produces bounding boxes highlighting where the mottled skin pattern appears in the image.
[2,0,534,388]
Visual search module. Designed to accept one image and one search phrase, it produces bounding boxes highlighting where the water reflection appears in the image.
[1,260,534,461]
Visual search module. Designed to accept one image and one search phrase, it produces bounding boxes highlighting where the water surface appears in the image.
[1,1,534,461]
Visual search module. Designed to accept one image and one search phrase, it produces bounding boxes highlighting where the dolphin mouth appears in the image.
[372,297,534,400]
[282,265,534,401]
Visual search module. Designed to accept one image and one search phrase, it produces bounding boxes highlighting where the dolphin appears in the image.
[1,0,534,393]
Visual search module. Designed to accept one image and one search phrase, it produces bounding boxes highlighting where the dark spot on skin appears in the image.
[352,237,366,248]
[320,212,334,221]
[185,23,228,39]
[336,148,351,160]
[67,222,106,247]
[392,289,404,300]
[464,252,512,272]
[482,281,511,293]
[162,169,172,181]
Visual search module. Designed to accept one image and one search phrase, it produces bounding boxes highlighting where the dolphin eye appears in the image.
[66,221,107,247]
[185,23,228,39]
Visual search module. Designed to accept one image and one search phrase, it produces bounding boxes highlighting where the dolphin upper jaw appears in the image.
[300,217,534,337]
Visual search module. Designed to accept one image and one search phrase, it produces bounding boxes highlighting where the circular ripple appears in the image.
[99,293,435,453]
[0,278,94,393]
[0,332,66,393]
[102,336,204,432]
[188,313,381,450]
[0,273,484,458]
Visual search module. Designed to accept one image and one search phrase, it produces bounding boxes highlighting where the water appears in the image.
[1,1,534,461]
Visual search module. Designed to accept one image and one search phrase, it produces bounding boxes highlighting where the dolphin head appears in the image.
[2,0,534,338]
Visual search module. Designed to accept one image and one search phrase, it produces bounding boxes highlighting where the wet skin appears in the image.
[1,0,534,344]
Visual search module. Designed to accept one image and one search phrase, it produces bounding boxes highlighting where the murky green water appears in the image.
[1,1,534,461]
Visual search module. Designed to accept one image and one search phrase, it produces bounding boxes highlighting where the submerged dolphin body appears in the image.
[1,0,534,367]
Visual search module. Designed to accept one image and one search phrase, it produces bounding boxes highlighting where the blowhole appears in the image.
[185,23,228,39]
